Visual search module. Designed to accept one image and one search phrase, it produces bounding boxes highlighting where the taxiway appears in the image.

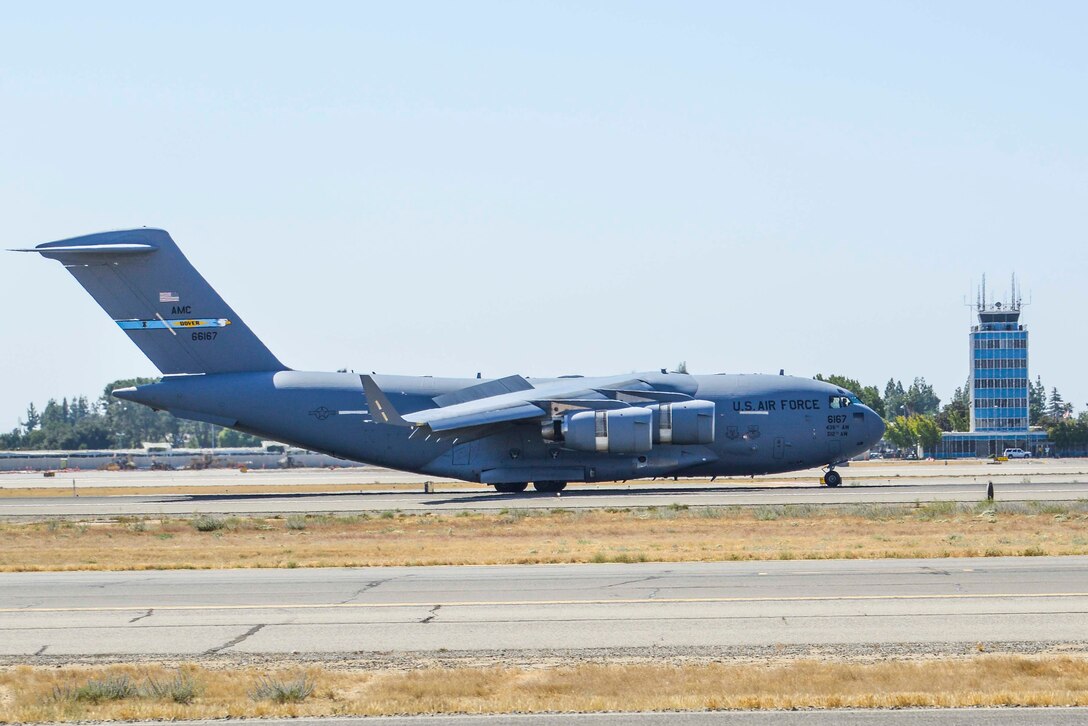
[2,557,1086,658]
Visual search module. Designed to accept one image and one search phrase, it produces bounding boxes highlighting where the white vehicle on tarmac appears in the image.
[1003,448,1031,459]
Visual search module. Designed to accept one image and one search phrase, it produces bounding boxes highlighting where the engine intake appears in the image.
[562,407,653,453]
[653,400,715,444]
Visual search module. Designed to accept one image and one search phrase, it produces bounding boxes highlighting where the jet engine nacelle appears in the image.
[561,407,653,453]
[653,400,716,444]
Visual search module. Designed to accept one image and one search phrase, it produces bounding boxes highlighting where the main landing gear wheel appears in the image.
[493,482,528,493]
[533,481,567,493]
[823,469,842,488]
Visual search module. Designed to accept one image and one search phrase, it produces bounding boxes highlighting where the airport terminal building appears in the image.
[935,281,1049,459]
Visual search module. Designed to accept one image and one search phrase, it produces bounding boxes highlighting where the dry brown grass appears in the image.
[4,657,1088,721]
[0,502,1086,571]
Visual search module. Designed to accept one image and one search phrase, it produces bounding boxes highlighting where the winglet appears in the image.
[360,375,410,426]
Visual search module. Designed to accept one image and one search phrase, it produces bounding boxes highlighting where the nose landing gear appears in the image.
[822,468,842,488]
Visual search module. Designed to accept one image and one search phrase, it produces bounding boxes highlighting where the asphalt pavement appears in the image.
[3,460,1087,518]
[3,479,1088,517]
[2,557,1086,657]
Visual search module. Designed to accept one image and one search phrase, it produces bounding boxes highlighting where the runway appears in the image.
[4,459,1088,490]
[2,557,1086,658]
[3,460,1088,518]
[4,480,1088,518]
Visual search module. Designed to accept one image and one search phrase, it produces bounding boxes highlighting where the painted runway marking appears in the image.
[3,591,1088,614]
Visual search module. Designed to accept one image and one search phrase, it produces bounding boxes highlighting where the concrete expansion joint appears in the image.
[604,575,663,590]
[128,608,154,624]
[338,579,390,604]
[205,623,265,654]
[420,605,441,624]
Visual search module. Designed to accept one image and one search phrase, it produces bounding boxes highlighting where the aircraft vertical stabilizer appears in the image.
[21,228,285,375]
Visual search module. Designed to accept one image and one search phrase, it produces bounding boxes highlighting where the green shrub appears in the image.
[191,514,225,532]
[913,500,957,521]
[143,672,201,704]
[250,674,315,703]
[56,675,136,704]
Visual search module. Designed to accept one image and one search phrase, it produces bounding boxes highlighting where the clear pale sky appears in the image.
[2,2,1086,430]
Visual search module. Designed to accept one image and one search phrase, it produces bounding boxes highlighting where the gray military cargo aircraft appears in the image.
[23,228,884,490]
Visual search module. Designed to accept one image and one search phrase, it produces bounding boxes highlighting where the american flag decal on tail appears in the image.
[159,291,179,303]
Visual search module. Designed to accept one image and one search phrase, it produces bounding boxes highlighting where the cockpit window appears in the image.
[829,395,852,409]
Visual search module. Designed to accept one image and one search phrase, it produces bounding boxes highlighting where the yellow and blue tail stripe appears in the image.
[117,318,232,331]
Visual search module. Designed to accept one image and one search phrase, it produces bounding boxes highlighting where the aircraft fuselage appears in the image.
[117,370,885,484]
[29,228,886,489]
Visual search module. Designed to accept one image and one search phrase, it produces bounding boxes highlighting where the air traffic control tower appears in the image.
[937,276,1048,458]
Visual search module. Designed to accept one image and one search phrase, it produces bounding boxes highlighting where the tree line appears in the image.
[0,378,262,451]
[817,373,1088,454]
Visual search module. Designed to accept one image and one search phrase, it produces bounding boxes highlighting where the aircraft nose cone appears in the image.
[870,411,886,445]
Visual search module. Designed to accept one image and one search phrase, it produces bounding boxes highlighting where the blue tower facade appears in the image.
[936,276,1048,459]
[970,295,1028,431]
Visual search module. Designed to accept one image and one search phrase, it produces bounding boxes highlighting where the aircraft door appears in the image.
[452,444,471,466]
[773,437,784,460]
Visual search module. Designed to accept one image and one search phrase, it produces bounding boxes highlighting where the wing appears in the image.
[361,373,696,440]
